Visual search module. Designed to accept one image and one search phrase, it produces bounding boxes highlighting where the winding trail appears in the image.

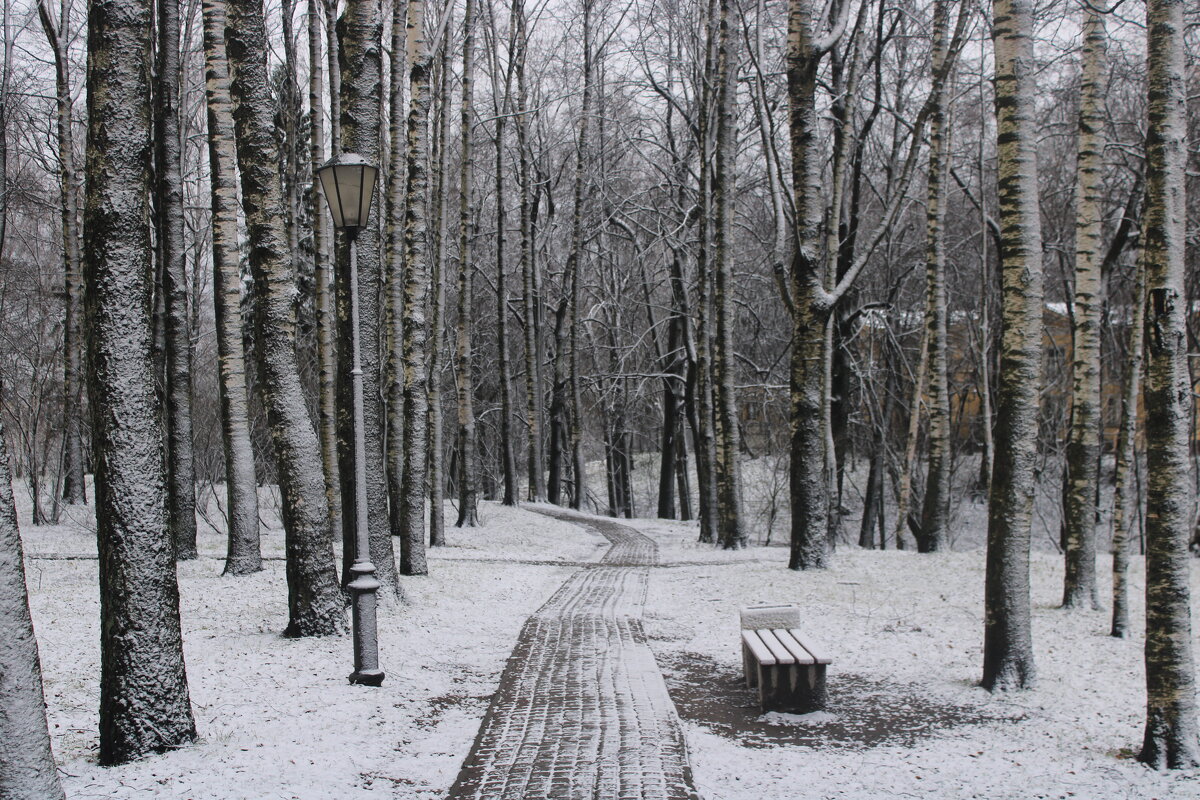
[445,507,699,800]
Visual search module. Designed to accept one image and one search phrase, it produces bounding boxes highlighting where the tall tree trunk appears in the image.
[496,196,519,507]
[337,0,398,591]
[982,0,1043,693]
[548,298,568,504]
[785,0,835,569]
[917,0,953,553]
[38,0,85,507]
[712,0,745,549]
[84,0,197,758]
[311,0,341,562]
[201,0,261,576]
[156,0,198,561]
[514,0,544,503]
[894,331,928,551]
[565,0,593,511]
[1111,248,1143,638]
[399,0,431,575]
[224,0,345,635]
[1061,6,1107,609]
[385,0,407,547]
[426,12,448,546]
[693,0,719,544]
[456,0,481,525]
[0,409,65,799]
[1138,0,1199,770]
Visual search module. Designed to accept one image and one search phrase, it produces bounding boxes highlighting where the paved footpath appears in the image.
[446,508,699,800]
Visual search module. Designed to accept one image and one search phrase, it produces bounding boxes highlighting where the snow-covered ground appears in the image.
[18,486,1200,799]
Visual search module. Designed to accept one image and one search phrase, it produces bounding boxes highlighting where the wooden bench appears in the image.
[739,605,831,713]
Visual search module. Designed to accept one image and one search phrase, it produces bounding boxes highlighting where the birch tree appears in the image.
[1138,0,1199,769]
[201,0,261,576]
[982,0,1043,692]
[37,0,85,507]
[156,0,198,560]
[400,0,432,574]
[0,410,64,799]
[1060,4,1106,609]
[223,0,345,635]
[84,0,197,758]
[338,0,398,591]
[712,0,744,548]
[456,0,481,526]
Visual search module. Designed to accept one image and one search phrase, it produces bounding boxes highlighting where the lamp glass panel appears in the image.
[318,165,345,228]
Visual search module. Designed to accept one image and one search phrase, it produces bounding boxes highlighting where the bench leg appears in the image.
[743,643,758,689]
[758,663,827,714]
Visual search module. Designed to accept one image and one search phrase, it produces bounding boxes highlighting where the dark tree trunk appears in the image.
[156,0,197,561]
[84,0,197,759]
[337,0,398,591]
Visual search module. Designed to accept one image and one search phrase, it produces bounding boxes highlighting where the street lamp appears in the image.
[317,153,383,687]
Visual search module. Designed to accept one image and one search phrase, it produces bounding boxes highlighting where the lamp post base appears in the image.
[349,669,385,686]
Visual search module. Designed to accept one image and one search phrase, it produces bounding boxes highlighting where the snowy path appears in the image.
[445,508,699,800]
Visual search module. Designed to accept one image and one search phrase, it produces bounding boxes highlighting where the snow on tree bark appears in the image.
[223,0,345,635]
[1138,0,1199,770]
[156,0,198,562]
[83,0,197,758]
[982,0,1043,693]
[456,0,481,526]
[311,0,342,566]
[200,0,261,576]
[337,0,399,592]
[1060,6,1106,609]
[399,0,431,575]
[712,0,744,549]
[38,0,86,507]
[918,0,953,554]
[0,411,65,799]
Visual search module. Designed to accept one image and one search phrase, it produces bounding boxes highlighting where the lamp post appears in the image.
[317,153,383,686]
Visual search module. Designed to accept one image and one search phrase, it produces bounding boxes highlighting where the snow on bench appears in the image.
[740,605,830,713]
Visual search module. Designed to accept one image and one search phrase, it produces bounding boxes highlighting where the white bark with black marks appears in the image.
[982,0,1043,693]
[1138,0,1199,770]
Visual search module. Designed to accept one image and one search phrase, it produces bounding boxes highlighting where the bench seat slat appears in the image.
[774,629,816,665]
[756,630,796,665]
[788,628,832,665]
[741,630,776,666]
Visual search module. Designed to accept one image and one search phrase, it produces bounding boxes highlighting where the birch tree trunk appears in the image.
[917,0,953,553]
[786,0,835,569]
[426,16,448,546]
[385,0,407,546]
[712,0,744,549]
[1061,5,1106,609]
[337,0,398,591]
[84,0,197,758]
[0,410,65,799]
[38,0,85,507]
[456,0,481,525]
[1138,0,1199,769]
[982,0,1043,693]
[565,0,593,511]
[1111,242,1143,638]
[156,0,198,561]
[223,0,345,636]
[310,0,341,560]
[515,0,544,503]
[201,0,261,576]
[399,0,431,574]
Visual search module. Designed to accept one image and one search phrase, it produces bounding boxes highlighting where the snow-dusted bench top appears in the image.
[740,605,832,714]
